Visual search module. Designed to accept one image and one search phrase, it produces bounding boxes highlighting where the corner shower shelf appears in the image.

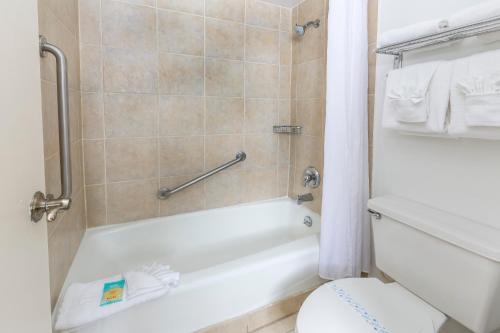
[376,15,500,68]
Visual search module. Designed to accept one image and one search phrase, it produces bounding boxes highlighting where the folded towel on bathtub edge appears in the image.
[54,263,180,332]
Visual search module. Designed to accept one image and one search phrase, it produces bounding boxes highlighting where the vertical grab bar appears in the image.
[30,35,72,223]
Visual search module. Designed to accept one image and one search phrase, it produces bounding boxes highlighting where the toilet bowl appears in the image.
[296,196,500,333]
[296,278,446,333]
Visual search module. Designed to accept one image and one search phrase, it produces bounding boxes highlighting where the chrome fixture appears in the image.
[303,216,313,227]
[367,209,382,220]
[31,36,72,223]
[295,19,320,36]
[158,151,246,200]
[376,15,500,68]
[273,125,302,135]
[297,193,313,205]
[303,167,321,188]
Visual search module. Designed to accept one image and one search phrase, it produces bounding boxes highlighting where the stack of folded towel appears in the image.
[449,49,500,139]
[378,0,500,48]
[383,49,500,140]
[383,61,452,135]
[54,263,180,331]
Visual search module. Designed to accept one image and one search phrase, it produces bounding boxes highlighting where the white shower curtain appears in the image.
[319,0,371,280]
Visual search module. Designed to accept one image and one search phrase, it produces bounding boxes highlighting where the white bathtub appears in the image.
[56,198,322,333]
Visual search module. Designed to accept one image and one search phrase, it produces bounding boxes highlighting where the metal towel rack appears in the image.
[376,15,500,68]
[158,151,246,200]
[30,36,72,223]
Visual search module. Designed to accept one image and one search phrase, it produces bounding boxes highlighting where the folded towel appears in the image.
[378,19,449,48]
[383,61,452,134]
[54,263,180,331]
[449,0,500,28]
[449,49,500,139]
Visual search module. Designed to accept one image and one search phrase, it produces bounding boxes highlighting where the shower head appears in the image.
[295,19,320,37]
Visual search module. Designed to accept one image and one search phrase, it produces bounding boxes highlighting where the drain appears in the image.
[303,216,313,227]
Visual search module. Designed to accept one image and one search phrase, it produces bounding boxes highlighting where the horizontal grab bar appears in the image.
[158,151,246,200]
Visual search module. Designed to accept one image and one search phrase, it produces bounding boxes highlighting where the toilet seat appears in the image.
[296,278,447,333]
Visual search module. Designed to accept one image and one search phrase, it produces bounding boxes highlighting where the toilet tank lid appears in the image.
[368,196,500,262]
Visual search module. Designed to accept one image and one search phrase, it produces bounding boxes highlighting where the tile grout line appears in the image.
[98,0,109,226]
[155,0,162,218]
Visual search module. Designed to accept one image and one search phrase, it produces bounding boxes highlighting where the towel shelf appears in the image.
[377,15,500,68]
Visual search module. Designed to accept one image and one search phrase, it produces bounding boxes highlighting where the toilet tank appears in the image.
[368,196,500,333]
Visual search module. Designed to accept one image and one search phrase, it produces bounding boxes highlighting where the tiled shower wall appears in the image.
[79,0,294,226]
[288,0,327,213]
[38,0,86,307]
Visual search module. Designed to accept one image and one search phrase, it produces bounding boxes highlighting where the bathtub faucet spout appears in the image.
[297,193,313,205]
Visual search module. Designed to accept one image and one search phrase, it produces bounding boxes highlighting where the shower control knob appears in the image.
[303,167,321,188]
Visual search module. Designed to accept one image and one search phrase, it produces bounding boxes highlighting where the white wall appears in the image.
[374,0,500,332]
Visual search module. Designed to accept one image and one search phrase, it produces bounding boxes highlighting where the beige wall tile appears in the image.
[278,99,291,124]
[72,141,85,193]
[85,185,107,227]
[296,59,324,99]
[278,136,290,166]
[158,10,204,56]
[280,8,292,32]
[159,136,204,177]
[280,32,292,66]
[80,45,102,92]
[41,81,59,157]
[79,0,101,45]
[106,138,158,182]
[206,18,244,60]
[244,134,278,168]
[244,99,277,134]
[107,179,159,224]
[246,0,280,30]
[160,175,205,215]
[104,93,158,137]
[69,90,82,143]
[83,140,105,185]
[368,0,378,44]
[246,26,279,64]
[243,168,278,202]
[103,47,158,93]
[102,0,156,51]
[206,58,244,97]
[296,99,324,136]
[157,0,204,15]
[294,135,322,171]
[205,168,243,209]
[206,0,245,22]
[159,53,204,95]
[278,165,289,196]
[206,97,244,134]
[82,93,104,139]
[247,294,305,331]
[45,152,61,198]
[159,96,204,136]
[205,135,244,169]
[245,63,279,98]
[279,66,291,98]
[298,0,325,23]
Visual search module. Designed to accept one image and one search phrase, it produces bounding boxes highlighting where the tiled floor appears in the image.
[196,286,320,333]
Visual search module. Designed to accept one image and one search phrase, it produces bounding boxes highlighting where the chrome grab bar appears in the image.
[30,35,72,223]
[158,151,246,200]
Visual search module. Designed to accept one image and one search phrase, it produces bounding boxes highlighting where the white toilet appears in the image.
[297,195,500,333]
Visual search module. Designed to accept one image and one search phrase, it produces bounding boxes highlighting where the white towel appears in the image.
[54,263,180,331]
[449,0,500,28]
[449,49,500,139]
[378,19,449,48]
[383,61,452,134]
